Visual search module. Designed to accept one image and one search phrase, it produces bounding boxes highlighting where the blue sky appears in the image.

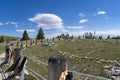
[0,0,120,38]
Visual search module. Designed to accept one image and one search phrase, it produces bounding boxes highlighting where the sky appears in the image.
[0,0,120,38]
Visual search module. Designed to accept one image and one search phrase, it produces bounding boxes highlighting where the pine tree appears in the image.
[36,28,44,40]
[21,30,30,41]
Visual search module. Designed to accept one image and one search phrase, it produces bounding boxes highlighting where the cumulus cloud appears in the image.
[5,21,18,27]
[79,19,88,24]
[16,29,35,32]
[97,11,106,15]
[0,22,3,26]
[66,26,84,29]
[79,13,85,17]
[28,13,67,32]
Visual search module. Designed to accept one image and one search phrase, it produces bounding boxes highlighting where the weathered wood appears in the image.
[0,45,10,67]
[14,48,22,75]
[48,55,67,80]
[5,45,10,63]
[14,48,22,64]
[20,41,26,49]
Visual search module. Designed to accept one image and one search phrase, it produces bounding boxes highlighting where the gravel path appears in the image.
[0,53,5,63]
[0,53,5,80]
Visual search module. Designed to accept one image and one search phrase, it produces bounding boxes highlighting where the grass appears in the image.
[22,39,120,79]
[1,64,37,80]
[0,44,5,54]
[1,39,120,79]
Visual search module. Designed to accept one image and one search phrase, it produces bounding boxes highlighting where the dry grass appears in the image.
[22,39,120,79]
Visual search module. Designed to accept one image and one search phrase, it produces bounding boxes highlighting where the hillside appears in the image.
[0,35,20,42]
[22,39,120,79]
[0,35,20,54]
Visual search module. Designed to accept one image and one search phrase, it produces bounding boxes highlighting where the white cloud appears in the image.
[44,30,120,38]
[16,29,35,32]
[28,13,67,32]
[66,26,84,29]
[5,21,18,27]
[0,22,3,26]
[79,19,88,24]
[79,13,85,17]
[68,30,120,37]
[16,30,24,32]
[96,30,120,35]
[97,11,106,15]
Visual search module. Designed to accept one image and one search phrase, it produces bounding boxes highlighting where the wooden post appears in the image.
[0,45,10,67]
[19,56,28,80]
[5,45,10,64]
[20,41,23,49]
[48,55,67,80]
[14,48,22,75]
[14,48,22,64]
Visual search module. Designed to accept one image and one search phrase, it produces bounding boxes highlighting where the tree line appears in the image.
[0,36,18,43]
[0,28,44,43]
[1,29,120,43]
[56,32,120,40]
[21,29,120,40]
[21,28,44,41]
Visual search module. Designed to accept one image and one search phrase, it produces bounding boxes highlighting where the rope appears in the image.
[26,66,47,80]
[68,70,110,80]
[23,55,48,66]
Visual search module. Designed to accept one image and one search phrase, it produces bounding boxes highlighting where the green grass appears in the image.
[12,39,120,79]
[0,44,5,54]
[1,64,37,80]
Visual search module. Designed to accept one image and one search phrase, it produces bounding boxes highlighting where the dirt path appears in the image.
[0,53,5,62]
[0,53,5,80]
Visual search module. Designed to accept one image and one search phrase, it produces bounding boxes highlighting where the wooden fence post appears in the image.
[19,56,28,80]
[48,55,67,80]
[14,48,22,75]
[14,48,22,63]
[5,45,10,64]
[0,45,10,67]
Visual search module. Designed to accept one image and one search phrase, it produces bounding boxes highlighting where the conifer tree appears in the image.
[21,30,30,41]
[36,28,44,40]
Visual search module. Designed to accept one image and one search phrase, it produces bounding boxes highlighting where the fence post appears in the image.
[5,45,10,63]
[0,45,10,67]
[48,55,67,80]
[14,48,22,75]
[19,56,28,80]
